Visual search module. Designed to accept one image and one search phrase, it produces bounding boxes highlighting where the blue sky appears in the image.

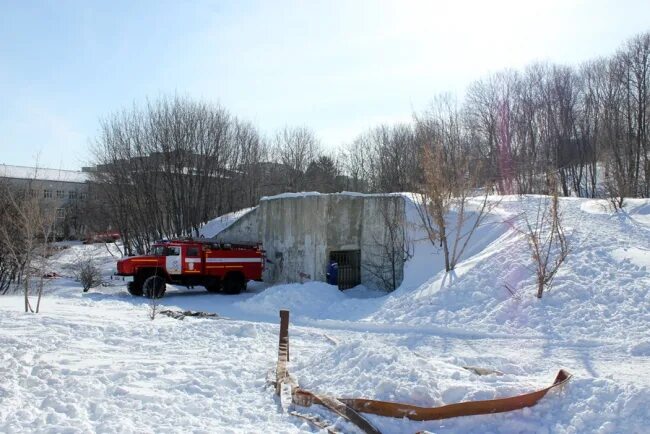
[1,0,649,170]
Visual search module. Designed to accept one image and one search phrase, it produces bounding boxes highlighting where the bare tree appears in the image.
[521,179,569,298]
[0,184,21,294]
[304,155,341,193]
[363,198,412,291]
[148,294,160,320]
[272,126,321,191]
[414,96,498,273]
[345,124,421,193]
[91,96,268,254]
[604,160,629,211]
[0,178,56,312]
[343,30,649,204]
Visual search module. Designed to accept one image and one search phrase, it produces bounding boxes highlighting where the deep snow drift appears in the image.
[198,207,255,238]
[0,196,648,433]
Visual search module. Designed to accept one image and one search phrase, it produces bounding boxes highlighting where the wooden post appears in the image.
[276,310,292,396]
[279,309,289,362]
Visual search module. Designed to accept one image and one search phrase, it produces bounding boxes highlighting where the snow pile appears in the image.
[400,194,514,292]
[373,196,650,341]
[198,207,255,238]
[235,282,383,322]
[261,191,323,200]
[624,198,650,226]
[261,191,406,201]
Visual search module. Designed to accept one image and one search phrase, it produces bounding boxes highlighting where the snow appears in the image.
[611,247,650,269]
[1,196,649,433]
[234,282,384,322]
[198,207,255,238]
[373,195,650,342]
[261,191,323,200]
[0,164,89,183]
[260,191,405,201]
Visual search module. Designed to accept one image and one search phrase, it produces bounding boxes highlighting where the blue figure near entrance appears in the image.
[326,260,338,286]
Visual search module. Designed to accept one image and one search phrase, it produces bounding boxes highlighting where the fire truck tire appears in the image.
[127,281,144,297]
[223,273,245,295]
[205,277,222,293]
[143,275,167,299]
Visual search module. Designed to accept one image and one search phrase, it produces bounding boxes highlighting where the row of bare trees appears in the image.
[344,31,650,205]
[90,97,351,255]
[91,31,648,260]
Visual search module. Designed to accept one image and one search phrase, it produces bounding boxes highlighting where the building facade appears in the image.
[0,164,89,239]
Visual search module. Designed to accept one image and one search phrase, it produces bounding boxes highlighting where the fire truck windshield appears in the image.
[151,246,181,256]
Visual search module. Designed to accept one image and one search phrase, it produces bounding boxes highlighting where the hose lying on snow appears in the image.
[274,309,571,433]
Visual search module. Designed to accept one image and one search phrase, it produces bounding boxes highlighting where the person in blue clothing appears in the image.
[326,259,338,286]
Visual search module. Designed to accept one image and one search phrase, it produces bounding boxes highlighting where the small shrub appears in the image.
[77,259,102,292]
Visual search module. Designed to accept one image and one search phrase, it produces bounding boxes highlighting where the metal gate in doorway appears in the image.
[330,250,360,290]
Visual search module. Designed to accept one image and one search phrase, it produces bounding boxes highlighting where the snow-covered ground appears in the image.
[1,196,649,433]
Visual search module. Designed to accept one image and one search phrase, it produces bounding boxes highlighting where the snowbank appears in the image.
[235,281,384,322]
[198,207,255,238]
[372,196,650,342]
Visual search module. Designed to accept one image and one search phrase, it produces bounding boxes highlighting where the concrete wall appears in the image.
[215,193,406,290]
[359,195,406,290]
[259,195,330,283]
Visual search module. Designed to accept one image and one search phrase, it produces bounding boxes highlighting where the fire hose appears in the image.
[274,310,571,433]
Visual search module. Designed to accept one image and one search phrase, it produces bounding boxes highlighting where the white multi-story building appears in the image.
[0,164,90,239]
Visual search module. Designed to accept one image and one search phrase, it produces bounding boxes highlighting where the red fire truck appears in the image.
[116,239,264,298]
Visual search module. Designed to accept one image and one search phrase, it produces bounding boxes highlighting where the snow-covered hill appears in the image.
[376,196,650,342]
[0,196,648,433]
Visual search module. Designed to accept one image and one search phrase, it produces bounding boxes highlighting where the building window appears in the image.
[56,190,65,199]
[43,190,52,199]
[79,192,87,200]
[68,191,78,200]
[56,208,65,219]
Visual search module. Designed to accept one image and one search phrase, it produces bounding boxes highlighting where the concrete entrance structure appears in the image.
[214,193,407,290]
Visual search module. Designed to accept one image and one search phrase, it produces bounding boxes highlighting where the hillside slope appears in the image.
[374,196,650,343]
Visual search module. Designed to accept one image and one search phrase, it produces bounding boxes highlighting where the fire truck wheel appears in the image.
[223,273,245,295]
[127,281,143,296]
[205,277,222,293]
[143,275,166,299]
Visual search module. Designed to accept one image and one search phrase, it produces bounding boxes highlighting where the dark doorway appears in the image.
[329,250,361,290]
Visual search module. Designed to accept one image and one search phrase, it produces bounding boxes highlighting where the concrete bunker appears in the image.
[215,193,407,290]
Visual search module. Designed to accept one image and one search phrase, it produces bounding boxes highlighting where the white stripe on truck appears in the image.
[205,258,262,263]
